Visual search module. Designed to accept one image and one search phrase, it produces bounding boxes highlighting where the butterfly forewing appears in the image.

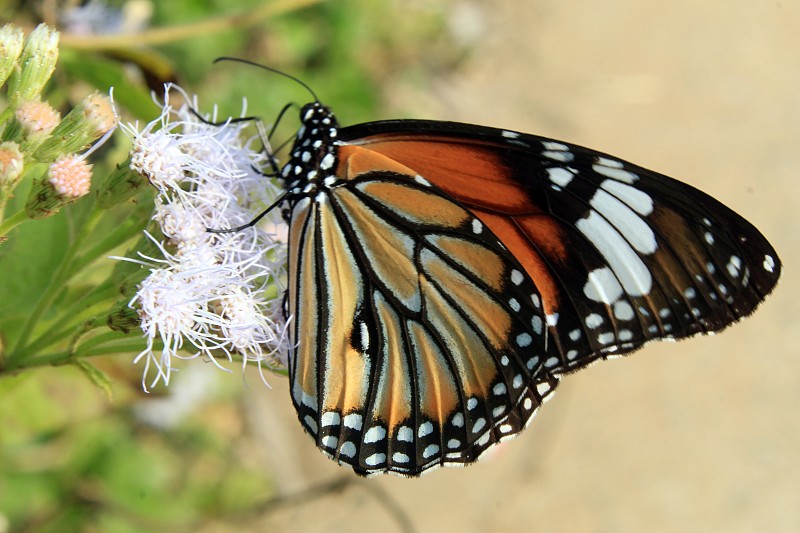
[338,121,781,373]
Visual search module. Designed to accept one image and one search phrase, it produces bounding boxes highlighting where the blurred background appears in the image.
[1,1,798,531]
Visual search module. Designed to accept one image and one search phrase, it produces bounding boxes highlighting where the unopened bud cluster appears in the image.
[0,23,117,222]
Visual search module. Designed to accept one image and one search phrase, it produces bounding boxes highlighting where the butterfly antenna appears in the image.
[213,57,319,102]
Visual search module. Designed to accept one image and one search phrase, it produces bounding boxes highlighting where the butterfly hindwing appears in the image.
[287,143,559,476]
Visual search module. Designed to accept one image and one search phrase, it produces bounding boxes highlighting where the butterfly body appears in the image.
[280,102,780,477]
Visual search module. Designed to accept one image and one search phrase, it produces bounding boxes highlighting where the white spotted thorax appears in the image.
[281,102,341,214]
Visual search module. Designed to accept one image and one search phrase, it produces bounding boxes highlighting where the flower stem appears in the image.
[59,0,323,50]
[1,337,145,375]
[0,209,27,239]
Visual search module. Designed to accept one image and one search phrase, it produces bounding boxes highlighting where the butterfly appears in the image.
[272,91,780,477]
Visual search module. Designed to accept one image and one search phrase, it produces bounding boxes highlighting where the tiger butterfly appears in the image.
[277,97,780,477]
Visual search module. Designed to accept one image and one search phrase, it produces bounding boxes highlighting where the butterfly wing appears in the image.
[287,144,559,476]
[338,120,782,374]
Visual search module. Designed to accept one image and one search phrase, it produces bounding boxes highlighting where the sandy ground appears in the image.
[242,2,799,531]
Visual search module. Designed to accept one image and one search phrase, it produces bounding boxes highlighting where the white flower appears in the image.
[121,85,289,391]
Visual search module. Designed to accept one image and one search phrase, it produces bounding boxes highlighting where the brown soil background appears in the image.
[242,2,799,531]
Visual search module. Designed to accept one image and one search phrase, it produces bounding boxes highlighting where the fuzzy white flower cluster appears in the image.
[121,85,290,390]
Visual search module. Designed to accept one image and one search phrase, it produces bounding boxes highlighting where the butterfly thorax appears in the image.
[281,102,341,215]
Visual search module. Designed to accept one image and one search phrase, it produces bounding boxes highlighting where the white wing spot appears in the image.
[365,453,386,466]
[727,255,742,277]
[547,166,575,187]
[414,175,431,186]
[542,141,568,151]
[569,329,581,341]
[526,357,539,370]
[618,329,633,341]
[598,332,615,344]
[531,294,541,308]
[501,355,509,366]
[592,164,638,183]
[344,413,363,430]
[705,232,715,245]
[452,413,464,427]
[764,254,775,273]
[523,397,533,410]
[546,313,559,327]
[500,424,514,434]
[493,383,507,396]
[392,452,410,463]
[340,441,356,458]
[472,418,486,434]
[613,300,634,321]
[531,315,543,334]
[321,412,341,427]
[360,322,370,351]
[502,130,520,139]
[511,269,524,285]
[476,432,491,447]
[543,150,574,162]
[364,426,386,443]
[513,374,523,389]
[544,357,559,368]
[397,426,413,442]
[585,313,604,329]
[584,267,623,304]
[448,439,461,449]
[536,381,553,396]
[467,397,478,410]
[567,349,578,360]
[493,405,506,417]
[517,333,533,347]
[418,421,434,438]
[509,298,521,312]
[472,218,483,234]
[684,287,697,299]
[600,179,653,215]
[322,436,338,449]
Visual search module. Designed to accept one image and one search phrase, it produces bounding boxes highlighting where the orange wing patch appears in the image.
[353,139,534,214]
[357,180,469,228]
